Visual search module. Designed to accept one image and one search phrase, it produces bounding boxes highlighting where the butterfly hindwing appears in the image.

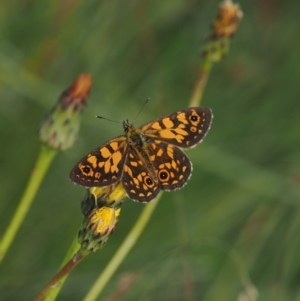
[122,146,160,203]
[148,141,192,191]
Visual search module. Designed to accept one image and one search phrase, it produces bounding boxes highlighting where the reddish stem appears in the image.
[34,250,86,301]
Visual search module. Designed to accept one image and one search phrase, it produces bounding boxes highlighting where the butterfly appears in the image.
[69,107,213,202]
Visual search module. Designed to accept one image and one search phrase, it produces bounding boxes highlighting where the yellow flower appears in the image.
[79,206,121,252]
[79,182,127,252]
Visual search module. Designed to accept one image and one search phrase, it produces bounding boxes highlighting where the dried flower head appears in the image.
[212,0,243,38]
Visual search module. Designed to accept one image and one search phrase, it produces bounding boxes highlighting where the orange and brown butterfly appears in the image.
[69,107,213,203]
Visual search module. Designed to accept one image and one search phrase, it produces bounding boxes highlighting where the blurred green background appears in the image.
[1,0,300,300]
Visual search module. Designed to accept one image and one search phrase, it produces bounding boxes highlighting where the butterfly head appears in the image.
[123,119,145,148]
[123,119,132,134]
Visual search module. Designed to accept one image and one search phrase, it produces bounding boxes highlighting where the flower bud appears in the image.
[39,73,92,150]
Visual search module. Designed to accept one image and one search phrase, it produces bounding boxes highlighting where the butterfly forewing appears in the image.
[140,107,213,148]
[69,136,128,187]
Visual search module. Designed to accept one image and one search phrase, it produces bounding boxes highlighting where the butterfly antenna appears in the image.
[95,115,121,124]
[133,97,150,123]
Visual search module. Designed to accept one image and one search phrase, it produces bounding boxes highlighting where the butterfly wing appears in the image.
[148,141,192,191]
[122,146,160,203]
[140,107,213,148]
[122,141,192,202]
[69,136,128,187]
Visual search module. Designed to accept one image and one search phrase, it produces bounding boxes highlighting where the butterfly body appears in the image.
[70,107,213,202]
[124,121,158,181]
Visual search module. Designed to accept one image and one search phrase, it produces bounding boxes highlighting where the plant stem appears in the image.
[0,145,57,262]
[42,235,82,301]
[34,249,88,301]
[189,60,213,107]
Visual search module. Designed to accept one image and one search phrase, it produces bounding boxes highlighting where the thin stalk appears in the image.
[189,60,213,107]
[42,235,82,301]
[0,145,57,262]
[34,249,88,301]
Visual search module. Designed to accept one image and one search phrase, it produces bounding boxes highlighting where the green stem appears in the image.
[189,60,213,107]
[82,197,160,301]
[0,145,57,262]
